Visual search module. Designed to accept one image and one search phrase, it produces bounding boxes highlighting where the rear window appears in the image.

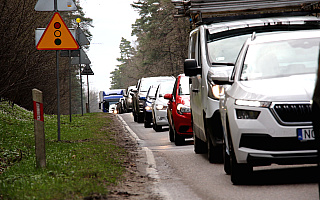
[140,78,174,92]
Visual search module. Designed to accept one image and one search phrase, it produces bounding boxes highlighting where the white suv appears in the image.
[212,30,319,184]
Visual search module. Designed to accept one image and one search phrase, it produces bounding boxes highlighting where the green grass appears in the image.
[0,101,128,199]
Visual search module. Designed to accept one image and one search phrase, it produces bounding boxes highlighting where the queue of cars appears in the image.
[113,11,320,185]
[115,75,193,146]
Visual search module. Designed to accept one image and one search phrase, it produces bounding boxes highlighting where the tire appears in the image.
[169,123,175,142]
[174,120,184,146]
[174,131,184,146]
[194,134,207,154]
[133,112,137,122]
[144,120,151,128]
[138,113,144,123]
[154,123,162,132]
[207,135,223,164]
[223,141,231,175]
[228,130,252,185]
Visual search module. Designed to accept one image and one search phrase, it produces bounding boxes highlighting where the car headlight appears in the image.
[207,72,225,100]
[236,109,260,119]
[156,104,166,110]
[235,99,271,108]
[177,104,191,115]
[145,106,152,110]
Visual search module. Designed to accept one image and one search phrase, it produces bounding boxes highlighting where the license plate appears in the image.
[297,128,315,141]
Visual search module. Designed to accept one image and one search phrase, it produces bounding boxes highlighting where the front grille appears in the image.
[271,103,312,125]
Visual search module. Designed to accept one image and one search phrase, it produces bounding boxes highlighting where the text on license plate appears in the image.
[297,128,315,141]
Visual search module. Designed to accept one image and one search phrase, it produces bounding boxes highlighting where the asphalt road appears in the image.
[120,112,319,200]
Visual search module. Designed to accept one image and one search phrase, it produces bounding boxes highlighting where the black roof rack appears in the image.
[172,0,320,25]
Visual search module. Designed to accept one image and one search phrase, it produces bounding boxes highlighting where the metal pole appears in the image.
[54,0,57,11]
[80,65,83,115]
[78,23,83,116]
[54,1,60,141]
[87,74,90,113]
[56,50,61,141]
[69,50,72,122]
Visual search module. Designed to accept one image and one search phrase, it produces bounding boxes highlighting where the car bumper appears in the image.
[154,109,168,125]
[173,112,193,136]
[227,101,317,166]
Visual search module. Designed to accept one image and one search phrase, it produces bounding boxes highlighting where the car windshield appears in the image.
[240,37,320,81]
[178,76,190,95]
[159,83,174,97]
[207,34,250,65]
[140,78,174,92]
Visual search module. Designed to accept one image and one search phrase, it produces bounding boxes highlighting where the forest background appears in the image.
[0,0,190,114]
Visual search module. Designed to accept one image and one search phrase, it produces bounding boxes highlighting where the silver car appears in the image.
[152,81,175,132]
[212,30,320,185]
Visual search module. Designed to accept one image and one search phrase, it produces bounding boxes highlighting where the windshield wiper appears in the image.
[212,62,234,66]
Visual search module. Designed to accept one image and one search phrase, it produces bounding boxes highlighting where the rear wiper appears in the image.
[212,62,234,66]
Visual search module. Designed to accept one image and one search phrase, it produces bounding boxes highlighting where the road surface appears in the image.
[119,113,319,200]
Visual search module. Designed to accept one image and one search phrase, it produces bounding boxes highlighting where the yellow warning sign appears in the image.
[37,12,79,50]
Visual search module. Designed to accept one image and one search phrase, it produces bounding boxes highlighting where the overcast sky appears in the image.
[80,0,139,93]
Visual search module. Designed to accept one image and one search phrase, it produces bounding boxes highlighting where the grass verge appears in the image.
[0,101,128,199]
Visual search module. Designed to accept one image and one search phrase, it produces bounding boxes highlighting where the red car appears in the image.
[164,74,192,146]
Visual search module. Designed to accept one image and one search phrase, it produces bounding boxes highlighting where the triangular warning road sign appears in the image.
[81,64,94,75]
[36,12,79,50]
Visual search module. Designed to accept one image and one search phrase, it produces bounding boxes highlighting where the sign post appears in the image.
[32,89,46,168]
[35,0,79,141]
[81,64,94,113]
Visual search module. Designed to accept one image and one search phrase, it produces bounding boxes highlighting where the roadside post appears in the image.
[60,49,80,122]
[35,0,78,141]
[75,18,91,115]
[32,89,46,168]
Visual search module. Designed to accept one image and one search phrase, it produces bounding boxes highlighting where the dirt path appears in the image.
[102,114,162,200]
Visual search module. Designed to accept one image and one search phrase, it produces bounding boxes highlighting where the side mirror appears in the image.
[207,66,234,85]
[184,59,201,77]
[130,90,137,96]
[164,93,173,101]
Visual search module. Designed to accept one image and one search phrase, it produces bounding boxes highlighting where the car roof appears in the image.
[206,16,320,34]
[141,76,174,80]
[247,29,320,44]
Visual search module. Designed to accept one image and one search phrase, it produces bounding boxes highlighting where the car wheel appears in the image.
[144,121,151,128]
[133,112,137,122]
[138,113,144,123]
[223,140,231,175]
[174,130,184,146]
[154,123,162,132]
[194,134,207,154]
[227,124,252,185]
[144,115,152,128]
[169,123,175,142]
[207,135,223,164]
[173,121,184,146]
